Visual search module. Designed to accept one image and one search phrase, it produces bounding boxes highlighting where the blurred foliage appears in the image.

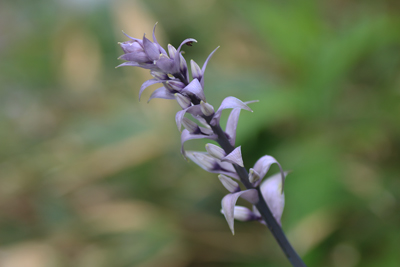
[1,0,400,266]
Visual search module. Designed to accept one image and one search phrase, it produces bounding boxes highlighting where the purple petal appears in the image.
[182,78,206,101]
[175,94,191,109]
[174,38,197,73]
[175,105,202,131]
[218,174,240,193]
[156,55,175,73]
[221,189,259,234]
[166,80,186,90]
[222,146,244,167]
[180,130,217,156]
[185,150,238,179]
[151,23,167,55]
[181,117,200,134]
[119,41,143,54]
[147,87,175,102]
[180,54,189,82]
[150,71,169,80]
[225,98,259,145]
[210,97,252,126]
[139,79,167,101]
[253,155,285,190]
[117,61,157,70]
[231,206,261,222]
[205,143,225,159]
[186,151,218,170]
[122,31,142,42]
[200,101,214,116]
[200,46,219,88]
[225,108,241,146]
[116,62,141,68]
[175,38,197,55]
[199,127,213,135]
[119,52,150,63]
[168,44,177,58]
[143,35,160,62]
[151,23,159,44]
[260,173,286,225]
[219,161,237,174]
[191,59,202,80]
[193,115,210,128]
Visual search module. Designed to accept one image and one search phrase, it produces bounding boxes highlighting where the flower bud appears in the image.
[218,174,240,193]
[205,143,226,159]
[175,93,191,109]
[166,80,186,91]
[150,70,168,80]
[233,206,259,221]
[200,100,214,116]
[168,44,177,58]
[191,59,202,80]
[181,117,199,134]
[248,168,260,184]
[193,152,216,170]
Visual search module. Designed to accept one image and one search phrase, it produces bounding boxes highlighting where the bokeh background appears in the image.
[1,0,400,266]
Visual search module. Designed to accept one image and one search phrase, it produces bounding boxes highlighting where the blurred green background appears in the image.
[1,0,400,266]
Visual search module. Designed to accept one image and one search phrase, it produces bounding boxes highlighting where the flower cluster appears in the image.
[118,24,286,234]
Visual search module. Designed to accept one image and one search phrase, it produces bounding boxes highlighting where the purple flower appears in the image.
[219,173,260,234]
[118,24,195,75]
[117,25,286,235]
[219,172,287,234]
[185,151,239,179]
[259,172,286,225]
[117,24,220,110]
[218,153,287,233]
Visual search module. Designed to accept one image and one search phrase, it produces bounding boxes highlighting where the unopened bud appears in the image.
[249,168,260,184]
[191,59,202,80]
[233,206,259,221]
[166,80,185,91]
[200,100,214,116]
[150,71,168,80]
[168,44,177,58]
[205,143,225,159]
[218,174,240,193]
[175,93,191,109]
[193,153,216,170]
[181,117,199,134]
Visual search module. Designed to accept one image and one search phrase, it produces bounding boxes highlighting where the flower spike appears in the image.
[116,26,307,266]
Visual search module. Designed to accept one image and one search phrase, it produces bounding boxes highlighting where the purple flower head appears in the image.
[117,24,222,109]
[116,27,302,262]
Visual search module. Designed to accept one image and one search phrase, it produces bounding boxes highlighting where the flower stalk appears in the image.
[117,24,307,267]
